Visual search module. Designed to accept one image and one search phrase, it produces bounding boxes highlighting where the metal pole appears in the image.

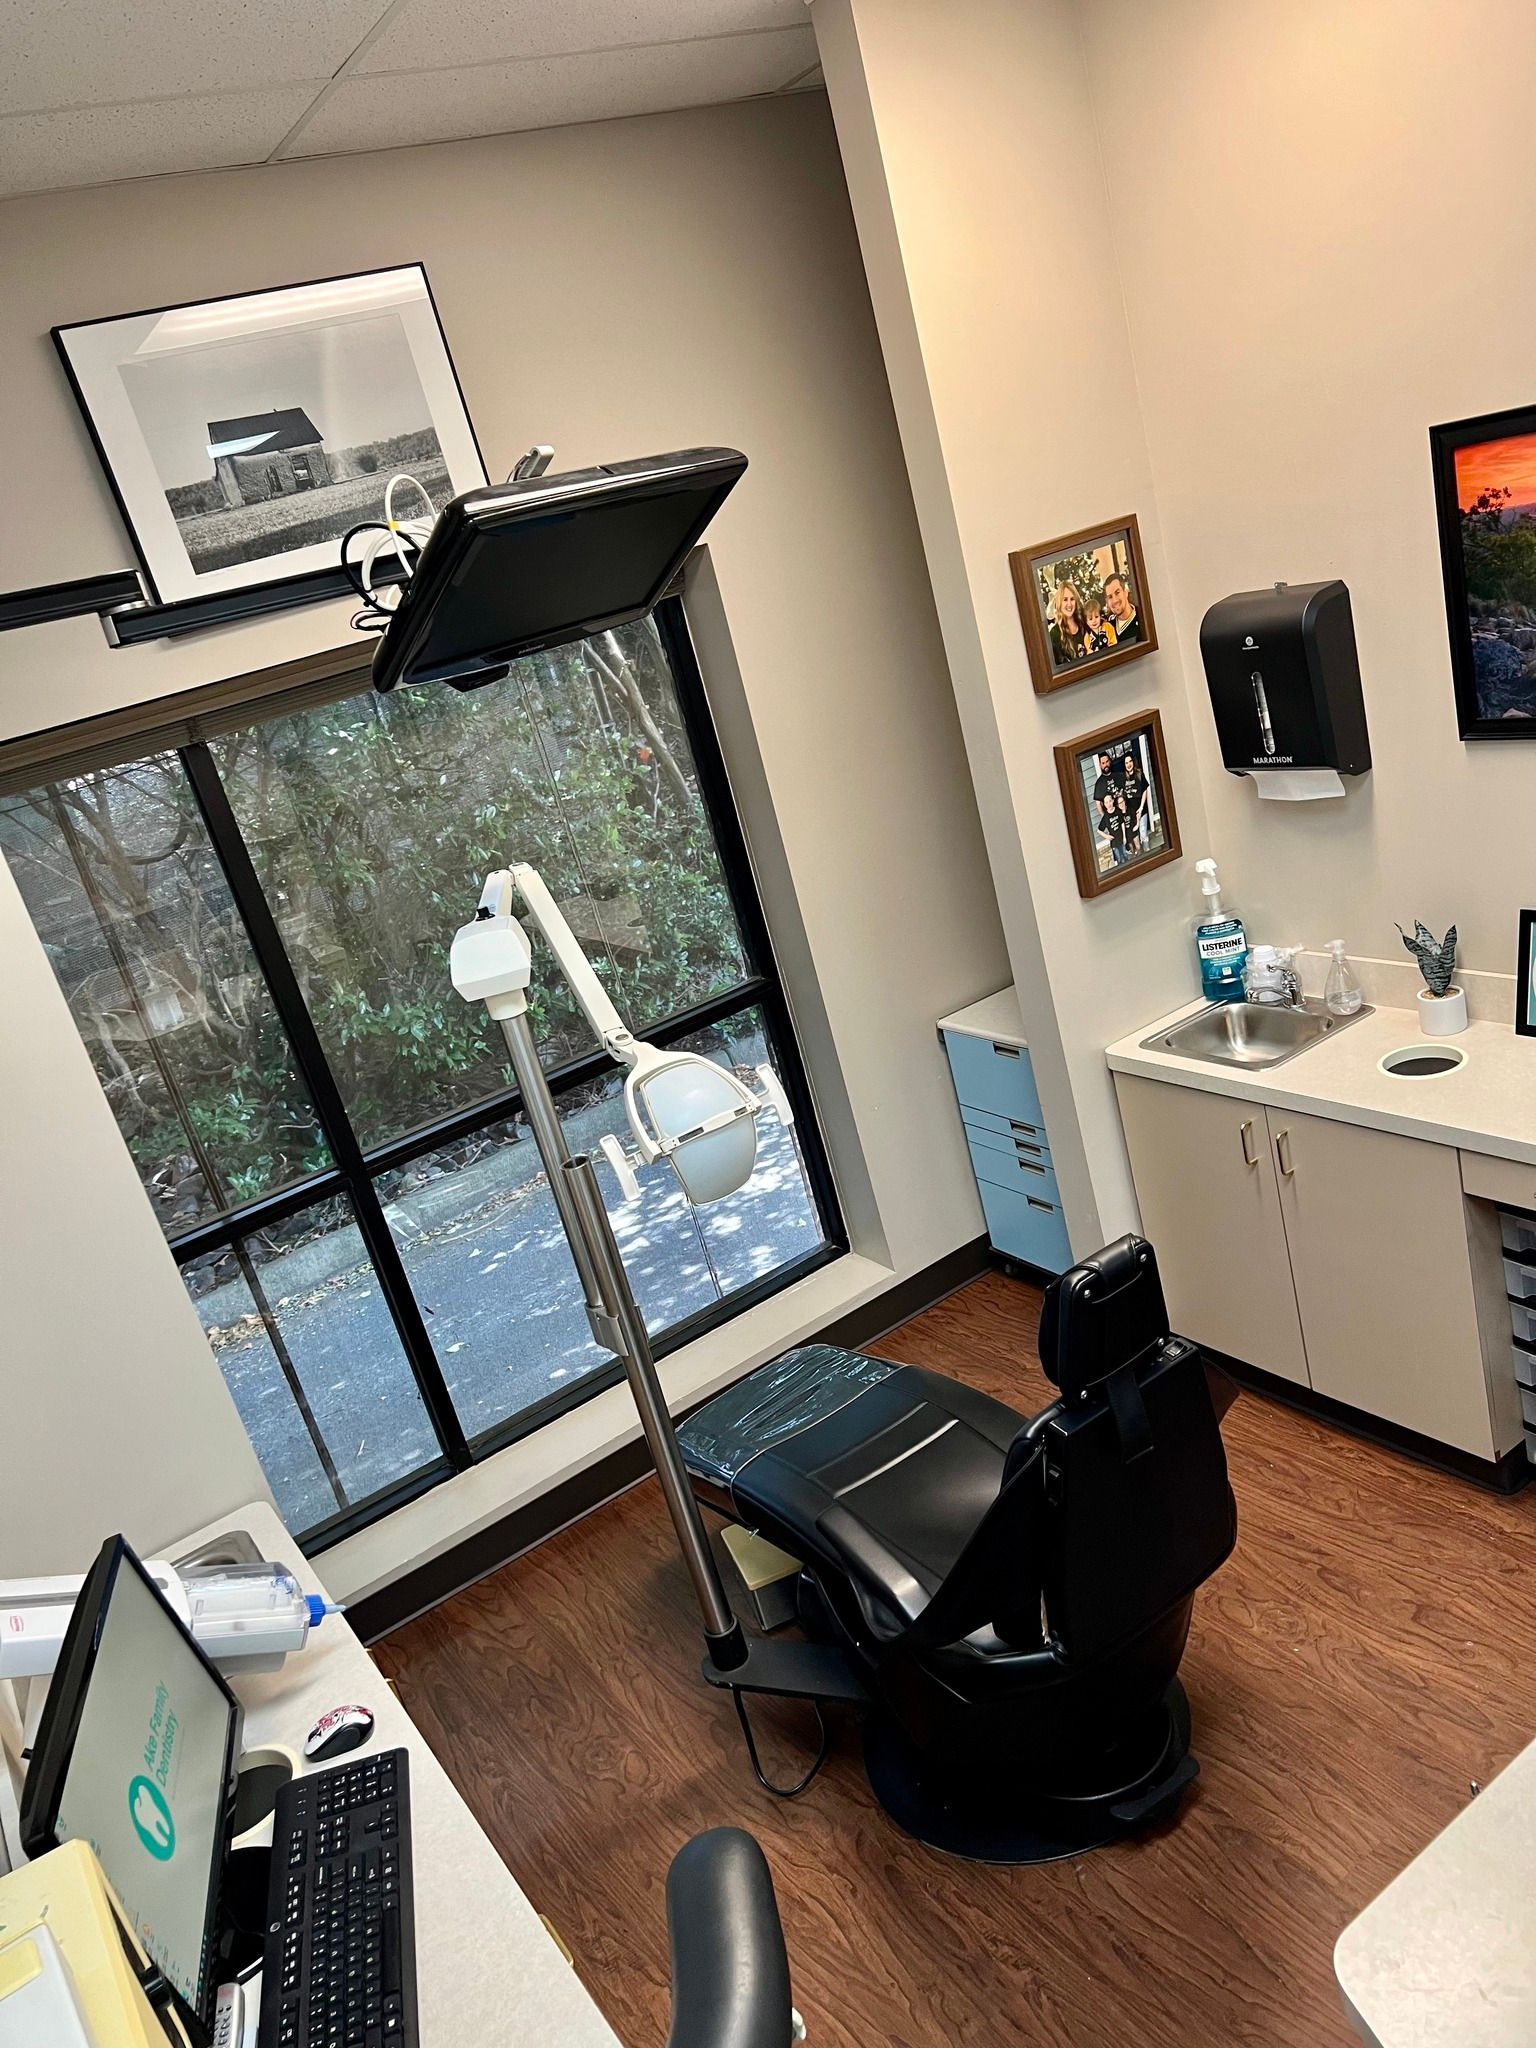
[497,1013,746,1667]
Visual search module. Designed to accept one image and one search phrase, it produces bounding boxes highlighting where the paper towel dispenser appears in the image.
[1200,579,1370,781]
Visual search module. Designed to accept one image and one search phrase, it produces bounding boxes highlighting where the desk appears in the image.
[1335,1736,1536,2046]
[176,1502,621,2048]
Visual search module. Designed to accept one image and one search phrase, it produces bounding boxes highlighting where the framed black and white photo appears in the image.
[54,265,486,606]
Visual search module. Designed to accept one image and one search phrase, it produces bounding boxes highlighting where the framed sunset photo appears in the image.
[1431,404,1536,738]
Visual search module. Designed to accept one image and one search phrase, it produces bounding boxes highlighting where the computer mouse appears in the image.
[304,1704,374,1762]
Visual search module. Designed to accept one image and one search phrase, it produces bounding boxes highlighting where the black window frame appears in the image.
[48,594,844,1554]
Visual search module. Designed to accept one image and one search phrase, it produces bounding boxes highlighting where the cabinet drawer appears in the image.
[960,1103,1049,1146]
[1462,1151,1536,1210]
[942,1029,1042,1124]
[977,1175,1072,1273]
[969,1137,1060,1203]
[965,1120,1052,1170]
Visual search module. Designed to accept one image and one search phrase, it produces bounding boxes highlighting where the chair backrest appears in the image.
[904,1236,1234,1662]
[1029,1236,1236,1661]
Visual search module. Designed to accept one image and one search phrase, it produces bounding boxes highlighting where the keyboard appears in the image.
[258,1748,417,2048]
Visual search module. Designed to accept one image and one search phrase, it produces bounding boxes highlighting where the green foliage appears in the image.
[1397,920,1458,998]
[15,622,746,1234]
[1461,490,1536,611]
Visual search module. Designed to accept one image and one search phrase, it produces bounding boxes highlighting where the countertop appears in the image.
[178,1502,623,2047]
[938,985,1025,1046]
[1106,999,1536,1167]
[1335,1734,1536,2047]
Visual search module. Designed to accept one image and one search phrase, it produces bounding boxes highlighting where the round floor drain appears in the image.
[1378,1044,1467,1078]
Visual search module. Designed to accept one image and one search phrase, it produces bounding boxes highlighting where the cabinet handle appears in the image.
[1016,1157,1046,1176]
[1014,1139,1044,1157]
[1026,1196,1054,1213]
[1275,1128,1295,1178]
[992,1042,1021,1059]
[1239,1119,1258,1168]
[1008,1119,1040,1136]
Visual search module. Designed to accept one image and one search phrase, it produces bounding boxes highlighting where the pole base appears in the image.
[702,1637,868,1705]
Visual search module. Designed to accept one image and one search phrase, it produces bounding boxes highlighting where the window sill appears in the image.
[307,1250,895,1606]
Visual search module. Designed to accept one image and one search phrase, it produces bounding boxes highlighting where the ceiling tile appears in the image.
[287,25,818,158]
[0,86,320,199]
[355,0,808,76]
[0,0,389,117]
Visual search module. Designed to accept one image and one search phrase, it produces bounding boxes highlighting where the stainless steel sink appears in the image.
[1140,998,1373,1070]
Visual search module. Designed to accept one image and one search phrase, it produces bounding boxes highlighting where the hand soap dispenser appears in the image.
[1192,859,1247,1003]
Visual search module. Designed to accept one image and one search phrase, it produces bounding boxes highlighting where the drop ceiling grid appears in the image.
[0,1,819,199]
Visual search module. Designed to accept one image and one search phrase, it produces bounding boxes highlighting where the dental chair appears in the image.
[679,1236,1238,1863]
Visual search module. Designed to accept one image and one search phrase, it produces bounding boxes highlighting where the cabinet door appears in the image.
[1269,1109,1495,1458]
[1114,1074,1309,1384]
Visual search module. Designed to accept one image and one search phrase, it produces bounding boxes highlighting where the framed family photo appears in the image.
[1430,404,1536,739]
[1054,710,1181,899]
[53,264,487,606]
[1011,514,1157,695]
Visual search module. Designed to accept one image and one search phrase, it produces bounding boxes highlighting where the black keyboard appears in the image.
[258,1748,417,2048]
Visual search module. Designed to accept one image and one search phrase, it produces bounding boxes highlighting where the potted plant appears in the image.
[1397,920,1466,1036]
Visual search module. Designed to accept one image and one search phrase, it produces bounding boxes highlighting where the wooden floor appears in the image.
[376,1270,1536,2047]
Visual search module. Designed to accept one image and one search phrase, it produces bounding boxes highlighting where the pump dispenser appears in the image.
[1324,938,1363,1016]
[1193,858,1248,1003]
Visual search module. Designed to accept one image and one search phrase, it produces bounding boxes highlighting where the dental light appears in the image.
[502,865,791,1208]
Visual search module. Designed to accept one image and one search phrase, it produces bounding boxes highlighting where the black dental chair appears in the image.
[679,1236,1238,1863]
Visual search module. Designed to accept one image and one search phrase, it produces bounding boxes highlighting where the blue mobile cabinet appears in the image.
[938,988,1073,1275]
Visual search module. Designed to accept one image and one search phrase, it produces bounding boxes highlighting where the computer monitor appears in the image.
[20,1536,242,2043]
[371,446,747,692]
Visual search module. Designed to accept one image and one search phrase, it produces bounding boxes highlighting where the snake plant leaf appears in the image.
[1396,920,1458,997]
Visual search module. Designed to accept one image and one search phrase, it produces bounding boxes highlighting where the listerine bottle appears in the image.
[1192,859,1248,1003]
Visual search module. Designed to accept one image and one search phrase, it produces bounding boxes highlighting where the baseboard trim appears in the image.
[1217,1352,1531,1495]
[351,1235,991,1642]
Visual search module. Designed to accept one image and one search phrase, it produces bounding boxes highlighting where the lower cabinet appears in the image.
[1113,1076,1308,1386]
[1115,1074,1501,1461]
[1270,1108,1495,1459]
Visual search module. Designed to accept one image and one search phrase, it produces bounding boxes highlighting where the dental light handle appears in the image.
[510,861,636,1062]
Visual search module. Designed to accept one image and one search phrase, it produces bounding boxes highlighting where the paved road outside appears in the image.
[199,1116,823,1534]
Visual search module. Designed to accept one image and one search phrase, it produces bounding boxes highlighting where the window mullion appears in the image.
[178,740,473,1473]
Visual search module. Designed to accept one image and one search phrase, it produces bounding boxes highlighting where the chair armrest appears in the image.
[665,1828,793,2048]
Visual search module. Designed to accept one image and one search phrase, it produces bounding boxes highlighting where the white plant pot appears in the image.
[1417,985,1468,1037]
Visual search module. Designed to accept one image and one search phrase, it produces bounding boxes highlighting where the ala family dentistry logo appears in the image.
[130,1774,175,1859]
[131,1680,180,1860]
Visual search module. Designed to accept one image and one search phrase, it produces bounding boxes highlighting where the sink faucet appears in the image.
[1244,943,1306,1008]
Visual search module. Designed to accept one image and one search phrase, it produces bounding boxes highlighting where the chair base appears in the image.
[862,1681,1196,1865]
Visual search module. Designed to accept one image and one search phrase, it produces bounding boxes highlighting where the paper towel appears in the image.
[1248,769,1345,801]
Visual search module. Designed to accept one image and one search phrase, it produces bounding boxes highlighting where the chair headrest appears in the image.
[1038,1236,1170,1400]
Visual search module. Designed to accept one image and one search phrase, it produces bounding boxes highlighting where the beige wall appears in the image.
[0,95,1007,1589]
[816,0,1213,1252]
[1083,0,1535,974]
[0,854,271,1573]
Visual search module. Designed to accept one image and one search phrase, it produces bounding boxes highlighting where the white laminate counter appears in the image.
[1336,1732,1536,2047]
[176,1502,622,2048]
[1106,999,1536,1167]
[938,985,1026,1047]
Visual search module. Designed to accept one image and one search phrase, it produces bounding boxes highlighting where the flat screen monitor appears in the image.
[20,1536,242,2040]
[371,446,747,692]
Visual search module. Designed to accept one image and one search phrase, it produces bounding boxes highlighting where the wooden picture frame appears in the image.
[1516,909,1536,1036]
[1011,514,1158,695]
[1430,405,1536,739]
[1054,709,1181,898]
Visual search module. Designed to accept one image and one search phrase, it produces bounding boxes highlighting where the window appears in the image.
[0,603,841,1547]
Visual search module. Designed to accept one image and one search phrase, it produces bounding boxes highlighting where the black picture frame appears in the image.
[1430,403,1536,739]
[1517,909,1536,1037]
[52,263,487,609]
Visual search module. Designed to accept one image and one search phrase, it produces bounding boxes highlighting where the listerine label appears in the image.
[1197,919,1245,961]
